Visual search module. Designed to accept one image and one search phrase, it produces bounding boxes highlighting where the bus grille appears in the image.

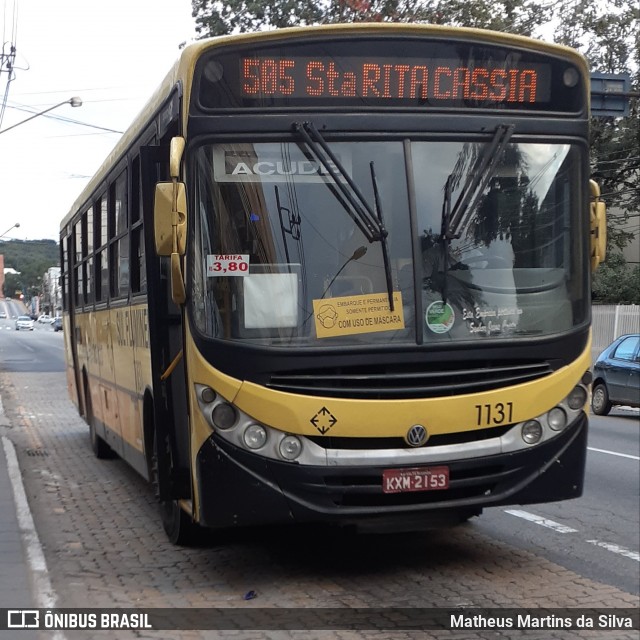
[267,360,553,399]
[308,425,513,450]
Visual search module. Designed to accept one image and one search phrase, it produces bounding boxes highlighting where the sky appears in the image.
[0,0,197,241]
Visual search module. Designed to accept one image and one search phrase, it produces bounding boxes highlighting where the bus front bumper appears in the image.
[195,413,587,531]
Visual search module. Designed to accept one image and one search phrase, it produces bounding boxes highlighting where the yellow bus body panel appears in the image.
[187,335,591,440]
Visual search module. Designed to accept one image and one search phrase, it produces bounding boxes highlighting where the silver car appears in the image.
[15,315,34,331]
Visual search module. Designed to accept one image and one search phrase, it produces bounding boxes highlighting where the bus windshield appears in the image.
[190,138,586,347]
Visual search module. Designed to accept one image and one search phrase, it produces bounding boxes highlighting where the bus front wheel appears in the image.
[152,431,199,545]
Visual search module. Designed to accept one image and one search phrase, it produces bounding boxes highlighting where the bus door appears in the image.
[141,136,190,501]
[65,231,84,414]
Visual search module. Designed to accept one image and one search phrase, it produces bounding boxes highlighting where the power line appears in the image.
[5,103,123,134]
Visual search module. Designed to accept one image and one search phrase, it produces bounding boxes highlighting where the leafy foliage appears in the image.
[554,0,639,253]
[192,0,552,37]
[592,252,640,304]
[1,239,59,299]
[193,0,323,36]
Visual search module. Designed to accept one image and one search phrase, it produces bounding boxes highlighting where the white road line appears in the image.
[2,436,66,640]
[504,509,579,533]
[588,447,640,461]
[505,509,640,564]
[587,540,640,562]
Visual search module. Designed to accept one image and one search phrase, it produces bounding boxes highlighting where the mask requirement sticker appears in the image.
[313,292,404,338]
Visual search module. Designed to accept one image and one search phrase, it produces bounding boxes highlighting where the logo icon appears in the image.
[8,610,39,628]
[310,406,337,434]
[405,424,428,447]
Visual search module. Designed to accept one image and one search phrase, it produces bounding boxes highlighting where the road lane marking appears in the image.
[588,447,639,461]
[504,509,578,533]
[505,509,640,564]
[587,540,640,562]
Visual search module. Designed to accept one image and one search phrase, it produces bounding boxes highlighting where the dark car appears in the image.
[53,317,63,332]
[592,334,640,415]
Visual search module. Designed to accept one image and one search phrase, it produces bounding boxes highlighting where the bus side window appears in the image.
[131,155,147,294]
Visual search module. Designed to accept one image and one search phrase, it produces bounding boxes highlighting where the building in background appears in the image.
[42,266,61,316]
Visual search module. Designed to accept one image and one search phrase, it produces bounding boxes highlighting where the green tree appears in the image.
[192,0,552,37]
[193,0,323,36]
[592,252,640,304]
[554,0,639,254]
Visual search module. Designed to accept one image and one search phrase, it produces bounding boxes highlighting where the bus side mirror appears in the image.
[589,180,606,272]
[154,181,187,305]
[154,182,187,256]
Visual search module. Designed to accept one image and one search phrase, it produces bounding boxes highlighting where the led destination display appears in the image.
[195,37,582,111]
[241,57,548,105]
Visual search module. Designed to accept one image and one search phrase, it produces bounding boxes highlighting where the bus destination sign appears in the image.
[195,38,582,112]
[240,56,550,106]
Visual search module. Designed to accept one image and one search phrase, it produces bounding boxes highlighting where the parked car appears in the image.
[15,315,34,331]
[592,334,640,415]
[53,317,63,332]
[0,311,7,318]
[37,314,53,324]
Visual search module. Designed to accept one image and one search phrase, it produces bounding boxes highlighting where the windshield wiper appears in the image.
[369,160,394,311]
[439,175,454,304]
[443,123,515,242]
[437,124,514,303]
[293,121,395,311]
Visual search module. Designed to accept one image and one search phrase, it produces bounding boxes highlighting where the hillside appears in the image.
[1,239,59,298]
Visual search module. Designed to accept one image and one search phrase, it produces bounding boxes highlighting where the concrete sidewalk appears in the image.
[0,395,40,638]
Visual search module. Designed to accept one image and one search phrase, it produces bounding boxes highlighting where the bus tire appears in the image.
[591,383,611,416]
[152,431,199,546]
[84,378,114,459]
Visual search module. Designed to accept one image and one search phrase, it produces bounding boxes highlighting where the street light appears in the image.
[0,222,20,238]
[0,97,82,135]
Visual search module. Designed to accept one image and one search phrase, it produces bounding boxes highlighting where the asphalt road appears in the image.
[0,314,65,373]
[477,409,640,595]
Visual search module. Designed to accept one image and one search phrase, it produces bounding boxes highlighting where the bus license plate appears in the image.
[382,466,449,494]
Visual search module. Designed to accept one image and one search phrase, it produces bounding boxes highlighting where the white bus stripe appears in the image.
[587,540,640,562]
[504,509,578,533]
[587,447,640,461]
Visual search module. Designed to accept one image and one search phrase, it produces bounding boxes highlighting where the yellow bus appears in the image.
[60,23,607,544]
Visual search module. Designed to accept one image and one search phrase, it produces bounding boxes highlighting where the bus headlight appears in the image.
[243,424,267,449]
[566,385,588,410]
[547,407,567,431]
[199,386,216,404]
[212,403,237,430]
[522,420,542,444]
[279,435,302,461]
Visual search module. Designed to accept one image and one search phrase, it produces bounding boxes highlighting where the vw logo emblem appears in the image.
[405,424,428,447]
